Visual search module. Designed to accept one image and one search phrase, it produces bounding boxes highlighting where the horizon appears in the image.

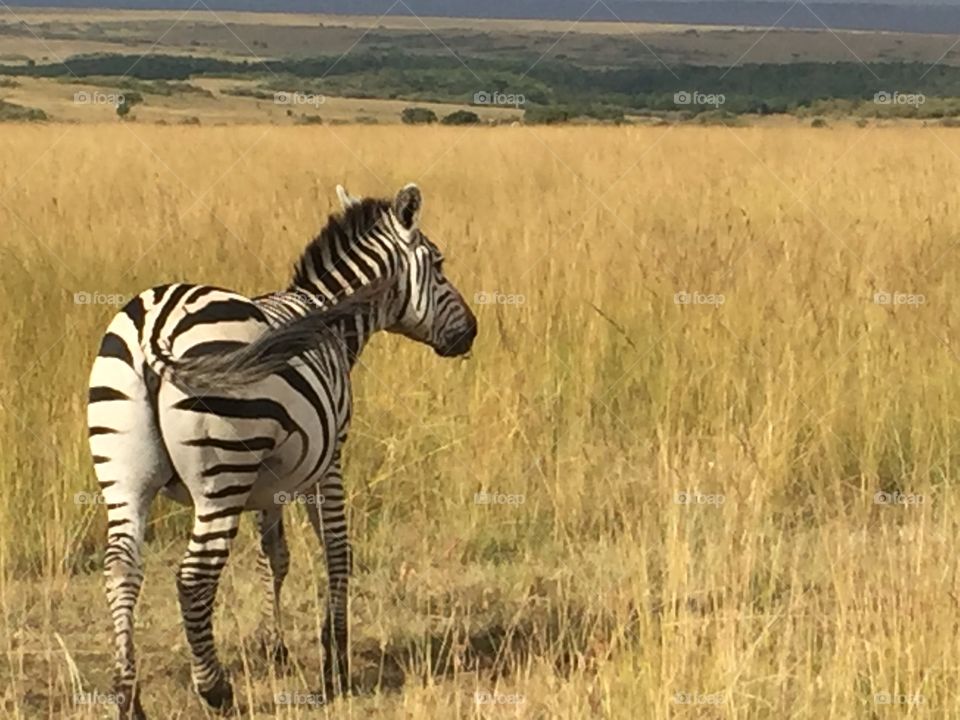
[8,0,960,36]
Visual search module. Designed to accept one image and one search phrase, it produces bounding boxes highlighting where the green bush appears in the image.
[116,91,143,119]
[401,107,437,124]
[441,109,480,125]
[524,106,570,125]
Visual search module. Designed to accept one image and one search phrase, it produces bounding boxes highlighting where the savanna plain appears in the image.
[0,123,958,718]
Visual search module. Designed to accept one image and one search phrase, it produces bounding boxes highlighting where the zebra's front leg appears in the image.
[304,460,351,697]
[176,498,246,713]
[254,507,290,669]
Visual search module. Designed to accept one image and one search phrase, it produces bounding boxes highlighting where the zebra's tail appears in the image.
[143,283,383,393]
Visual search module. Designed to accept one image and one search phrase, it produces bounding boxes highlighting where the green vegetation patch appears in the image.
[0,99,46,121]
[7,51,960,121]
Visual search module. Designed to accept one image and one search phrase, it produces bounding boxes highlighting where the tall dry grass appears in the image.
[0,123,958,718]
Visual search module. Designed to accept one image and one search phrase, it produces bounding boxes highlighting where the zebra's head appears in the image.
[337,183,478,357]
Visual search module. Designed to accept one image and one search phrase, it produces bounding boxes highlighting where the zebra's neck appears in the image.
[282,199,401,366]
[320,301,385,367]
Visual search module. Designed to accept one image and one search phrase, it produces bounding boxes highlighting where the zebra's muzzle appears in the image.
[435,321,477,357]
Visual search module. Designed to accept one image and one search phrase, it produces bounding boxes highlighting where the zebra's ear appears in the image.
[336,184,360,211]
[393,183,422,231]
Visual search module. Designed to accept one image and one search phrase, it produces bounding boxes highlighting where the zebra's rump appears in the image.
[90,283,348,510]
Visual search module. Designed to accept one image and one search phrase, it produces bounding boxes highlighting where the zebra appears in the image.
[86,183,477,720]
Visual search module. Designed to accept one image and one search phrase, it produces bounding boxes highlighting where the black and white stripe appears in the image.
[87,184,477,720]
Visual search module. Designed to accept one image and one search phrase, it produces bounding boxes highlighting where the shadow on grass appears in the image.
[233,608,624,715]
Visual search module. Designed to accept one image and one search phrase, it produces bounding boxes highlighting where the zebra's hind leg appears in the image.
[89,295,174,719]
[254,508,290,669]
[103,490,158,720]
[304,462,351,698]
[176,495,248,713]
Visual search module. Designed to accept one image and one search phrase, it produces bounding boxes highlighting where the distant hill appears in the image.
[13,1,960,35]
[15,0,960,33]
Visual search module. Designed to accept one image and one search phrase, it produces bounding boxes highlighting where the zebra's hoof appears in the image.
[197,675,234,713]
[115,686,146,720]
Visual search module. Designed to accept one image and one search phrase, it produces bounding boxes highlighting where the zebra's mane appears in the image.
[290,196,392,290]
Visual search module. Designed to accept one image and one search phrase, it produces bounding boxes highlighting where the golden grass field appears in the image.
[1,123,959,718]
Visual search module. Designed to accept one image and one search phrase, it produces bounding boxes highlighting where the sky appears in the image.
[15,0,960,6]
